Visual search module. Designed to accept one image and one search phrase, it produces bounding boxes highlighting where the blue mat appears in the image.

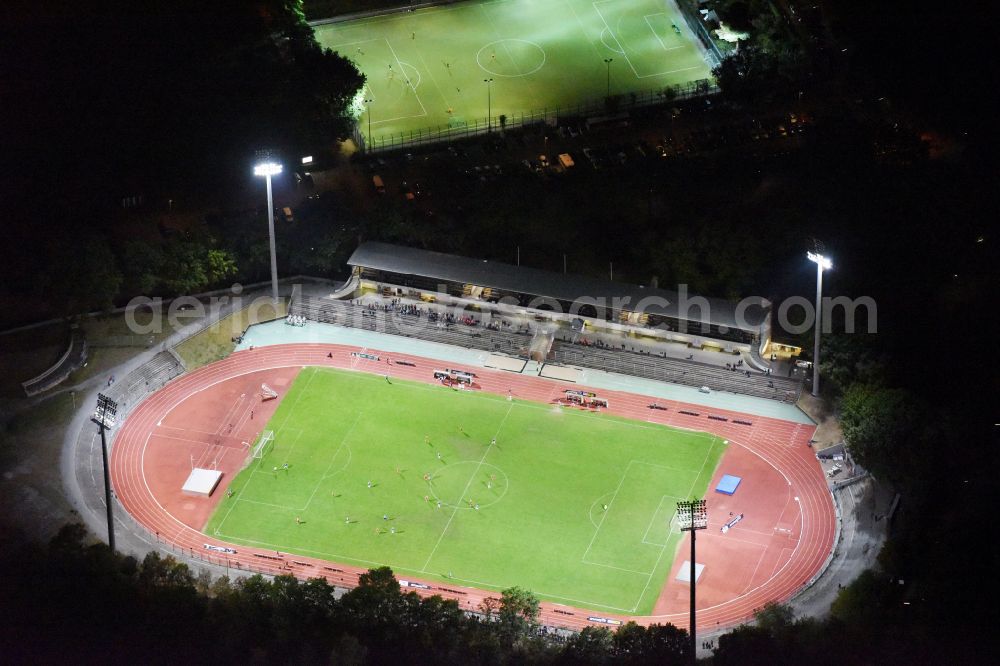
[715,474,742,495]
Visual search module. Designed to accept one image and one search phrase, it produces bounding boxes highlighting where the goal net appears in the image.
[260,383,278,401]
[251,430,274,459]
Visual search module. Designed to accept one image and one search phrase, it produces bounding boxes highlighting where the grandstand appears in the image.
[291,295,802,403]
[72,348,186,549]
[346,242,772,351]
[549,340,800,403]
[101,350,185,414]
[292,296,529,356]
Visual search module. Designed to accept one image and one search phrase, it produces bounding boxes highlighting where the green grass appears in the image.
[206,367,724,614]
[314,0,712,144]
[174,301,286,370]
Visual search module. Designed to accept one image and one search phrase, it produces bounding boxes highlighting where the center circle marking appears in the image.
[429,461,509,509]
[477,39,546,77]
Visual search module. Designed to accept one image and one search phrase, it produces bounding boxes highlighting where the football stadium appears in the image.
[100,243,835,632]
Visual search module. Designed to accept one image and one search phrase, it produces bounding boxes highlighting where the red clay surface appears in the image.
[110,344,834,632]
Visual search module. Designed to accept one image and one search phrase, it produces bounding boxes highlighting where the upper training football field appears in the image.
[313,0,713,145]
[206,367,724,614]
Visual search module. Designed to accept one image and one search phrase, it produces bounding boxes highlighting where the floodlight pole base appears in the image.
[690,528,696,663]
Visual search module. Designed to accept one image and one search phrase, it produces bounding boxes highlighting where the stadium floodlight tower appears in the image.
[93,393,119,553]
[677,499,708,663]
[364,97,375,149]
[807,249,832,397]
[484,78,493,132]
[254,157,283,302]
[603,58,613,97]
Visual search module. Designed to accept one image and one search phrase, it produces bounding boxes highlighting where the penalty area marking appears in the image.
[594,1,702,79]
[644,14,687,52]
[588,492,616,528]
[582,460,698,611]
[641,493,686,546]
[600,28,625,54]
[592,1,637,77]
[386,39,428,117]
[397,61,422,90]
[327,37,382,53]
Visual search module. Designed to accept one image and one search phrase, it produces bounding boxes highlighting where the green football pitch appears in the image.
[313,0,713,146]
[206,367,724,614]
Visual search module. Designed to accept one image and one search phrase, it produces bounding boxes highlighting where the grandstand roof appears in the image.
[347,242,769,331]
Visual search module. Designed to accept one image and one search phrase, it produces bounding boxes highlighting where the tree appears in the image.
[478,595,502,620]
[754,602,795,631]
[356,565,400,595]
[712,43,803,105]
[206,248,238,285]
[563,626,614,664]
[160,240,210,295]
[642,623,689,663]
[337,566,414,641]
[714,624,781,666]
[497,585,540,640]
[839,383,935,487]
[120,240,165,294]
[829,569,898,631]
[45,237,123,314]
[137,551,195,590]
[819,333,887,395]
[613,622,689,664]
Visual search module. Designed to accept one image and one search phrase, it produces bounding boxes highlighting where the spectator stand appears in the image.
[291,294,802,403]
[21,326,88,397]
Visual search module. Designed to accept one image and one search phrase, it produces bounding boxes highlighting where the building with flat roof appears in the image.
[346,242,772,352]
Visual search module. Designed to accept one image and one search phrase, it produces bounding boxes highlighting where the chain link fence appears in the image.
[361,79,717,153]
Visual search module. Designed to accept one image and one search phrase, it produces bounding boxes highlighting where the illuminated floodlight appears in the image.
[301,156,313,165]
[93,393,118,430]
[676,499,708,531]
[807,249,831,397]
[254,157,283,301]
[254,161,282,177]
[807,251,832,270]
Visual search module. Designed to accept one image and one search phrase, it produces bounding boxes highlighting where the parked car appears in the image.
[400,181,415,200]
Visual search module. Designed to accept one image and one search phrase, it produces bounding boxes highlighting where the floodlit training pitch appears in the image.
[314,0,713,143]
[206,366,724,614]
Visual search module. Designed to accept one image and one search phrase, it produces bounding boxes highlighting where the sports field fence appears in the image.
[360,79,717,153]
[675,0,724,66]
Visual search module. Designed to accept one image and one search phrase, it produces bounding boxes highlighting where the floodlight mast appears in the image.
[807,251,831,397]
[254,160,283,302]
[94,393,118,553]
[678,499,708,663]
[484,78,493,132]
[364,98,374,150]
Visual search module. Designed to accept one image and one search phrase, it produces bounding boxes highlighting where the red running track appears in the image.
[109,344,834,632]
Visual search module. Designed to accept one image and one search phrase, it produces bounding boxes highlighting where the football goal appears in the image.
[251,430,275,459]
